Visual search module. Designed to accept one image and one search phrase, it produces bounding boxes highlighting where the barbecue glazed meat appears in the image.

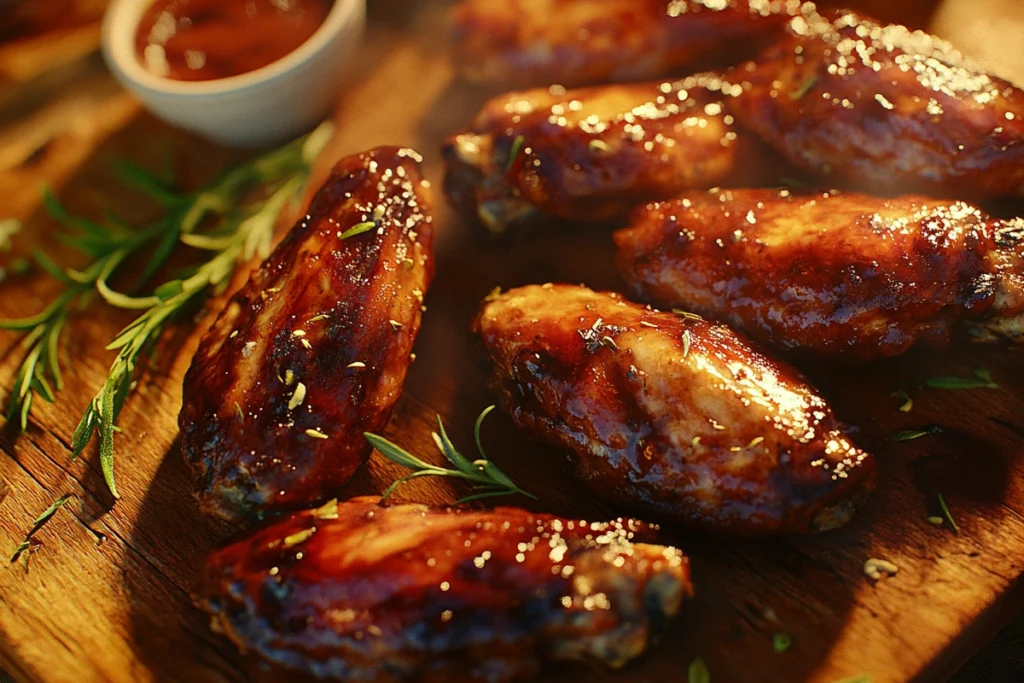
[451,0,818,88]
[615,188,1024,361]
[196,496,691,681]
[179,147,434,522]
[473,285,874,534]
[443,74,772,236]
[729,9,1024,199]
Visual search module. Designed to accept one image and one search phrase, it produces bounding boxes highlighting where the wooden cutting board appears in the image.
[2,1,1024,682]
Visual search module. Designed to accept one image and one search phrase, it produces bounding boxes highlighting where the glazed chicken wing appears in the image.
[729,10,1024,199]
[473,285,875,534]
[179,147,434,522]
[615,188,1024,361]
[196,496,691,681]
[451,0,817,88]
[443,74,772,236]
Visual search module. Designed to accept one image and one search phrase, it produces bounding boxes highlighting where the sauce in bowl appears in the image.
[135,0,334,81]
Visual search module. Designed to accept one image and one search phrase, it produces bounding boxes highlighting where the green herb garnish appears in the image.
[688,657,711,683]
[366,406,535,504]
[790,74,819,100]
[588,139,611,153]
[890,426,942,442]
[10,493,75,566]
[1,122,332,498]
[924,367,998,390]
[937,493,960,535]
[339,221,376,240]
[505,135,525,172]
[772,632,792,654]
[831,676,873,683]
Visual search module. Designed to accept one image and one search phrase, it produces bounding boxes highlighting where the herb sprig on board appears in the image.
[365,406,536,504]
[1,122,333,498]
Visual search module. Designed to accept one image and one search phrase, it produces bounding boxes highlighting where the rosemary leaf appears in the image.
[505,135,525,172]
[924,367,998,390]
[688,657,711,683]
[367,407,534,503]
[790,74,819,100]
[10,493,74,563]
[890,427,942,442]
[892,390,913,413]
[938,493,960,535]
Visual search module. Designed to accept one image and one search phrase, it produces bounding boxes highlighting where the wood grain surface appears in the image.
[1,1,1024,682]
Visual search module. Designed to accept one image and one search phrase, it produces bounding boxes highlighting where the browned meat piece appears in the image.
[615,188,1024,361]
[473,285,875,534]
[179,147,434,522]
[196,496,692,681]
[450,0,818,88]
[729,9,1024,199]
[443,74,774,236]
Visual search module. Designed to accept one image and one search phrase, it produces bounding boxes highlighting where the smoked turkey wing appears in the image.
[615,188,1024,361]
[179,147,434,522]
[443,74,771,236]
[473,285,875,534]
[729,9,1024,199]
[450,0,818,88]
[196,496,691,682]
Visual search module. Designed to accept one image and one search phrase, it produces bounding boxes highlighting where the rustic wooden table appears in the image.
[1,1,1023,682]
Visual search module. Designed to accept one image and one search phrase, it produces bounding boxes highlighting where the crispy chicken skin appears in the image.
[179,148,434,522]
[443,74,770,236]
[615,189,1024,361]
[196,496,691,682]
[729,9,1024,199]
[450,0,817,88]
[473,285,874,534]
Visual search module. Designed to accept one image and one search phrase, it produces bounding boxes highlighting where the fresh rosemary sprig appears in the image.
[924,367,998,390]
[1,122,332,498]
[365,406,536,504]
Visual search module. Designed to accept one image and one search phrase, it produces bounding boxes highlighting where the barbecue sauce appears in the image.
[135,0,334,81]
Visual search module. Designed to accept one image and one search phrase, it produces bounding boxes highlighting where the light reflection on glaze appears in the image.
[197,497,691,681]
[451,0,818,88]
[474,284,875,533]
[443,73,768,235]
[616,188,1024,362]
[729,9,1024,198]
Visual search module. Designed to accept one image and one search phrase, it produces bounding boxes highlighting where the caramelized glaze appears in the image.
[197,496,692,681]
[179,147,434,522]
[443,74,773,236]
[729,9,1024,198]
[473,285,875,534]
[451,0,818,87]
[615,189,1024,361]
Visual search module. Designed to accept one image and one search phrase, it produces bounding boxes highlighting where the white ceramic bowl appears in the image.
[102,0,365,147]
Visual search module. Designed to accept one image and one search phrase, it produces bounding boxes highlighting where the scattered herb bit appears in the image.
[305,428,329,440]
[10,493,75,565]
[772,632,792,654]
[893,389,913,413]
[789,74,819,100]
[366,405,536,504]
[747,436,765,449]
[927,516,945,526]
[672,309,704,321]
[588,139,611,153]
[688,657,711,683]
[0,218,21,251]
[505,135,525,172]
[924,367,998,390]
[288,382,307,411]
[339,221,376,240]
[830,676,873,683]
[313,498,339,520]
[863,558,898,581]
[890,426,942,442]
[937,493,960,535]
[282,527,316,547]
